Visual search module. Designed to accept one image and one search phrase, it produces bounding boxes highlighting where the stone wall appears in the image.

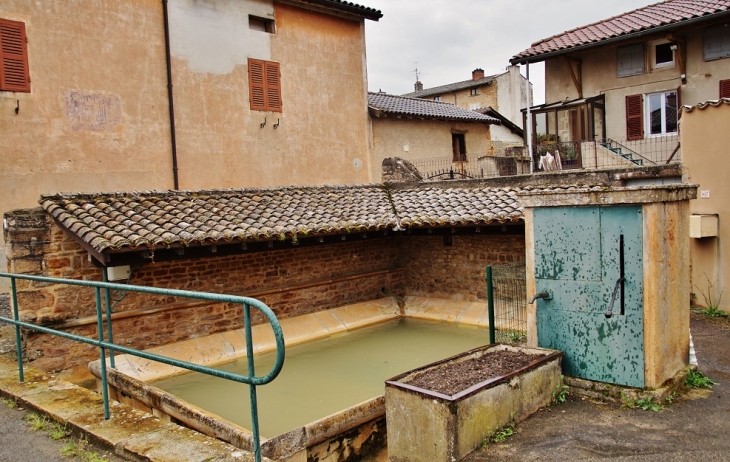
[4,209,525,371]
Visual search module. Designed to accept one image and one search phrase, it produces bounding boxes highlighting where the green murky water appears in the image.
[152,318,490,438]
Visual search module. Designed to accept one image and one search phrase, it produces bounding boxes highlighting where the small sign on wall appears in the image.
[700,190,710,199]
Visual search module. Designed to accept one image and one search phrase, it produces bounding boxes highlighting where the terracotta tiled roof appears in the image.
[368,92,498,123]
[40,185,525,254]
[511,0,730,63]
[290,0,382,20]
[681,97,730,112]
[401,73,499,98]
[390,187,523,227]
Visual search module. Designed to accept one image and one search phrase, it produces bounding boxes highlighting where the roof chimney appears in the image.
[472,68,484,80]
[414,80,423,91]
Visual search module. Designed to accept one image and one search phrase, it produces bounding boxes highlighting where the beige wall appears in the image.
[681,102,730,312]
[430,82,498,111]
[172,1,372,189]
[544,21,730,141]
[0,0,374,288]
[0,0,174,279]
[369,118,490,181]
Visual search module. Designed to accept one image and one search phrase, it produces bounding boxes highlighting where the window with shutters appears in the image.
[721,79,730,99]
[617,43,644,77]
[704,24,730,61]
[0,18,30,92]
[248,58,281,112]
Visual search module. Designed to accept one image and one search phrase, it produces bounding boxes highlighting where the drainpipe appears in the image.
[162,0,180,190]
[525,62,533,174]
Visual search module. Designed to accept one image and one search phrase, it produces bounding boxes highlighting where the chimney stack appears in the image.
[472,68,484,80]
[414,80,423,91]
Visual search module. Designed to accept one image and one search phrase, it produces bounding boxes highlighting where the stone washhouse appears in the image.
[2,165,685,375]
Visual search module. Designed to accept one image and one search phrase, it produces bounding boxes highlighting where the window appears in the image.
[721,79,730,99]
[0,18,30,92]
[434,96,441,102]
[651,41,675,69]
[469,103,480,110]
[249,15,275,34]
[617,43,644,77]
[452,133,466,161]
[470,88,479,96]
[248,58,281,112]
[704,24,730,61]
[646,91,677,136]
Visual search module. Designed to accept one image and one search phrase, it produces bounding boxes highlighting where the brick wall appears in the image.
[4,209,525,371]
[399,233,525,301]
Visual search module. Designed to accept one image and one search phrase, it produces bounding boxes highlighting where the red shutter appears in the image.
[264,61,281,112]
[0,18,30,92]
[721,79,730,99]
[626,94,643,141]
[248,58,266,111]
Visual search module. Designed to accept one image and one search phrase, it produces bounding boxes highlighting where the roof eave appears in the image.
[510,9,730,65]
[279,0,383,21]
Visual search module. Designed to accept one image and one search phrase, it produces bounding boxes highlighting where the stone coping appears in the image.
[0,354,267,461]
[101,296,498,383]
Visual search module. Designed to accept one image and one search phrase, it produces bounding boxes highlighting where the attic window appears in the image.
[470,88,479,96]
[653,42,675,69]
[249,15,275,34]
[434,96,441,102]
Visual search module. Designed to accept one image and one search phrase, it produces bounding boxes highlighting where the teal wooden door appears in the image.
[535,206,644,387]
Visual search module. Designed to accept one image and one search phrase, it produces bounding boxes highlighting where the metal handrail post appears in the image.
[244,302,261,461]
[95,287,111,419]
[486,266,496,344]
[10,277,24,382]
[101,270,116,369]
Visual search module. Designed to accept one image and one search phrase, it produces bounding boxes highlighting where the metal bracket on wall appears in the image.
[260,117,266,128]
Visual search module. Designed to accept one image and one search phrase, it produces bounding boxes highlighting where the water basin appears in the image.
[152,318,490,438]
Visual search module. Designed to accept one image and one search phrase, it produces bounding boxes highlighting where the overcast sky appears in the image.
[363,0,654,104]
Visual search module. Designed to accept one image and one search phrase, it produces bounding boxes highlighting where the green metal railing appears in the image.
[486,261,528,344]
[0,272,285,462]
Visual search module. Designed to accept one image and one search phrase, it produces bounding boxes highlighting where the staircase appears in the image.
[599,141,643,166]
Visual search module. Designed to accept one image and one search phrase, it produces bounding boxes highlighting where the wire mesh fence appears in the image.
[487,261,527,344]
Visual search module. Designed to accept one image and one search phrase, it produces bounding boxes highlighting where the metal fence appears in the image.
[0,272,285,462]
[408,136,681,181]
[486,261,527,344]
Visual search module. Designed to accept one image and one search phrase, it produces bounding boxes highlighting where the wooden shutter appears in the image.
[248,58,266,111]
[721,79,730,99]
[625,94,643,141]
[264,61,281,111]
[617,43,644,77]
[0,18,30,92]
[248,58,282,112]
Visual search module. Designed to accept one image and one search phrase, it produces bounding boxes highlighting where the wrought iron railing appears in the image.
[408,136,681,181]
[0,272,285,462]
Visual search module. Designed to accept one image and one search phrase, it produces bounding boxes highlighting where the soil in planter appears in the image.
[406,350,544,396]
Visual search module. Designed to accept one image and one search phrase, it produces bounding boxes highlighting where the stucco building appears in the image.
[510,0,729,166]
[681,99,730,312]
[367,92,501,181]
[0,0,382,282]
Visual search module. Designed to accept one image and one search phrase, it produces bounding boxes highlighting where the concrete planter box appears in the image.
[385,344,563,462]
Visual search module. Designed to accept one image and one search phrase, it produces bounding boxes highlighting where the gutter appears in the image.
[162,0,180,190]
[510,10,730,65]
